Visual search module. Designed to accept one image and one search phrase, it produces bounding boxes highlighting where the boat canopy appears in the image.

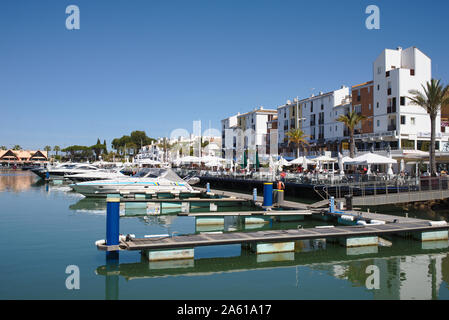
[133,168,186,183]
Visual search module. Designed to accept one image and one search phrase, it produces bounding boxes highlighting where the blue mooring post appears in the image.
[45,171,49,180]
[106,198,120,246]
[329,196,335,213]
[263,183,273,207]
[206,182,210,193]
[253,188,257,201]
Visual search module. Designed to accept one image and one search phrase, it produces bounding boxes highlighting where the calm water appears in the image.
[1,170,449,300]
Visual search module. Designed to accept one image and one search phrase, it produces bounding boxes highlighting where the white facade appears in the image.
[221,107,277,159]
[372,46,446,150]
[277,87,351,155]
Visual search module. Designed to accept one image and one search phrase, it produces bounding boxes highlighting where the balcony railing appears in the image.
[387,106,397,114]
[388,124,397,131]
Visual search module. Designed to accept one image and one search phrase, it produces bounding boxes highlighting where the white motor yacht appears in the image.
[65,168,127,182]
[30,163,89,179]
[70,168,195,197]
[44,163,100,180]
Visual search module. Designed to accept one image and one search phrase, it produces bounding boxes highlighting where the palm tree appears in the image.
[12,145,21,150]
[408,79,449,176]
[285,128,309,157]
[337,111,366,158]
[53,146,60,157]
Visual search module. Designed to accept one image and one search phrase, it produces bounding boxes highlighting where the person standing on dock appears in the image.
[276,180,285,191]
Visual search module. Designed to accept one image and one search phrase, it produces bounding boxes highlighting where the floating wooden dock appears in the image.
[194,187,309,210]
[96,187,449,261]
[97,221,449,252]
[178,210,312,217]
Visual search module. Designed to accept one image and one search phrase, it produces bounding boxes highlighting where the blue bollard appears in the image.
[263,183,273,207]
[106,198,120,246]
[206,182,210,193]
[253,188,257,201]
[45,171,50,180]
[329,196,335,213]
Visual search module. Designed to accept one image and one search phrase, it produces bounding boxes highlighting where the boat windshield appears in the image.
[133,168,185,183]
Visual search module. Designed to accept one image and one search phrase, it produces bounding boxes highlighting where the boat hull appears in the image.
[71,181,192,197]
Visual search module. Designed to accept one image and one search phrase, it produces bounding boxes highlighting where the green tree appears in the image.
[53,145,60,156]
[337,111,366,158]
[408,79,449,176]
[12,145,21,150]
[103,140,108,155]
[91,138,104,160]
[0,146,6,150]
[286,128,310,157]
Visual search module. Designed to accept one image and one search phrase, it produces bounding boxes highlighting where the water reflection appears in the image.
[0,170,37,192]
[96,239,449,300]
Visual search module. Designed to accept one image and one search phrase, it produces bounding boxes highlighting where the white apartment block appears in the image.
[221,107,277,159]
[277,86,351,156]
[371,46,446,151]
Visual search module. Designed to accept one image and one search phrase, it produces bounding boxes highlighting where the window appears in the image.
[321,104,324,110]
[401,116,406,125]
[377,85,380,91]
[400,97,406,106]
[377,120,380,127]
[411,117,415,125]
[386,71,390,77]
[410,69,415,76]
[311,101,313,112]
[377,102,379,109]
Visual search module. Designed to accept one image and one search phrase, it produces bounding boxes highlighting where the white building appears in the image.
[221,107,277,160]
[371,46,446,150]
[222,46,449,159]
[221,114,239,159]
[277,86,351,157]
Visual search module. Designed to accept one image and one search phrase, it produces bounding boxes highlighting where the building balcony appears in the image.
[388,124,397,131]
[387,106,397,114]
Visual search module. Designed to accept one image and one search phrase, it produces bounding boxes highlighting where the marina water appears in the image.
[1,170,449,300]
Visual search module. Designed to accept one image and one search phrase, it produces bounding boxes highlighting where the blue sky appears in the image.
[1,0,449,150]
